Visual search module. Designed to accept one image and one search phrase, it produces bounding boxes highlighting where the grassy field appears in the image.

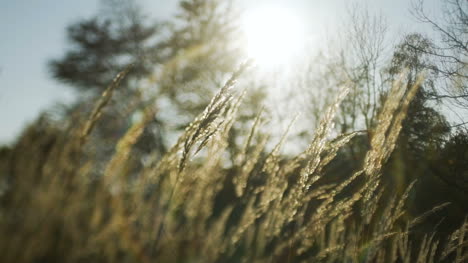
[0,61,466,263]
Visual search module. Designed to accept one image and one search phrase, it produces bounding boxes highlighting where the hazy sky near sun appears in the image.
[0,0,442,144]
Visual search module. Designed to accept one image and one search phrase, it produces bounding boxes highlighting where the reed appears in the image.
[0,65,465,263]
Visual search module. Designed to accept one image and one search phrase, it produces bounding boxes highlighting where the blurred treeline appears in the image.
[0,0,467,262]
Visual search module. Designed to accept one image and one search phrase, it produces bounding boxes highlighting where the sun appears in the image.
[242,6,306,69]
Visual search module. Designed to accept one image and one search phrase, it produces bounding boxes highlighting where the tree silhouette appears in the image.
[49,8,159,91]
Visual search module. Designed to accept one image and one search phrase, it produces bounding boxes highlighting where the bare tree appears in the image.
[411,0,467,110]
[297,4,389,134]
[339,5,389,132]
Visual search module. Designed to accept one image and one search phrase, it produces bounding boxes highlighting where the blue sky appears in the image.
[0,1,95,144]
[0,0,441,144]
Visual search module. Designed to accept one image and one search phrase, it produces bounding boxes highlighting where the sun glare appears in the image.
[242,6,306,69]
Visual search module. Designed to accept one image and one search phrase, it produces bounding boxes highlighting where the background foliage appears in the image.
[0,0,467,262]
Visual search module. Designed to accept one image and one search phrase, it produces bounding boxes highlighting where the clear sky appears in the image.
[0,0,441,145]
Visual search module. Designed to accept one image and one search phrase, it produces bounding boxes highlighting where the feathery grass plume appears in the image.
[1,46,467,263]
[79,64,134,144]
[233,106,267,197]
[276,87,351,227]
[104,107,157,181]
[224,116,299,254]
[440,217,468,262]
[180,94,245,230]
[409,202,451,228]
[299,86,350,186]
[179,60,252,172]
[268,73,420,259]
[258,115,298,205]
[136,61,252,257]
[360,73,422,219]
[90,107,158,262]
[416,232,439,263]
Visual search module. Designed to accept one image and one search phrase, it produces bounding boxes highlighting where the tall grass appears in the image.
[0,64,466,263]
